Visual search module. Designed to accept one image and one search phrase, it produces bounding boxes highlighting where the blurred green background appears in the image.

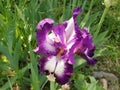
[0,0,119,90]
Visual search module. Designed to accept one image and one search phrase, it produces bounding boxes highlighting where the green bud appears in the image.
[47,74,55,82]
[104,0,111,8]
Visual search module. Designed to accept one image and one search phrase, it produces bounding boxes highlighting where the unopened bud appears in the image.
[47,74,55,82]
[59,84,70,90]
[104,0,111,8]
[28,34,32,43]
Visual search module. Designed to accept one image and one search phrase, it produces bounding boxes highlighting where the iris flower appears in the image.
[34,7,97,85]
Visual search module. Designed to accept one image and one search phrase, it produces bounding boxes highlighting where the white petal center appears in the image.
[43,37,55,52]
[44,56,65,77]
[55,59,65,77]
[44,56,57,72]
[65,17,75,43]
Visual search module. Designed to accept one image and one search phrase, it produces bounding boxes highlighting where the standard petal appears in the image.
[65,7,82,48]
[65,17,76,42]
[73,7,82,18]
[67,42,79,65]
[53,22,67,44]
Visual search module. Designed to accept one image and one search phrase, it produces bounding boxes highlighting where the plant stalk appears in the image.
[50,81,55,90]
[97,7,109,33]
[94,7,109,38]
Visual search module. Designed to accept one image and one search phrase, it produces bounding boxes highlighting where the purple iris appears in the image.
[34,7,97,85]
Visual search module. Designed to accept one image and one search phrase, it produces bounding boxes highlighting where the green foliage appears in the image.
[0,0,119,90]
[71,73,104,90]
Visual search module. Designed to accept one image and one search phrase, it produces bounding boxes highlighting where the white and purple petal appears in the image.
[36,18,54,30]
[83,48,97,65]
[34,18,57,55]
[65,7,82,44]
[75,28,97,65]
[34,7,97,85]
[55,60,73,85]
[53,23,67,44]
[38,56,73,85]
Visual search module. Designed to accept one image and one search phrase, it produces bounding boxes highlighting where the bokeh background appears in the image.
[0,0,120,90]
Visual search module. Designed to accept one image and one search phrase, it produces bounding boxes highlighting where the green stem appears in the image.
[88,0,94,14]
[41,80,48,90]
[97,7,109,32]
[7,76,13,90]
[80,0,94,28]
[94,7,109,38]
[50,81,55,90]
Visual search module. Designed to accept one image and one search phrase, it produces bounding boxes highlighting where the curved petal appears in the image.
[36,18,54,31]
[34,18,57,55]
[83,49,97,65]
[65,7,82,40]
[53,22,67,44]
[65,7,82,49]
[73,7,82,18]
[55,60,73,85]
[38,56,73,85]
[66,40,80,65]
[75,28,97,65]
[38,57,48,74]
[81,28,95,52]
[65,17,75,42]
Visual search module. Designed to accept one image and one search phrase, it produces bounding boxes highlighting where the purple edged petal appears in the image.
[65,18,76,43]
[38,56,73,85]
[67,42,79,65]
[53,22,67,44]
[35,7,97,86]
[55,61,73,85]
[36,18,54,30]
[38,57,47,74]
[75,28,97,65]
[73,7,82,34]
[34,18,57,55]
[65,7,82,43]
[73,7,82,18]
[83,49,97,65]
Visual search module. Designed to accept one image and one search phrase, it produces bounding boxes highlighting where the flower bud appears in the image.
[104,0,111,8]
[47,74,55,82]
[59,84,70,90]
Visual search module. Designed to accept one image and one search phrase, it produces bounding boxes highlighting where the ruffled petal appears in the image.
[36,18,54,31]
[38,57,48,74]
[53,22,67,44]
[65,18,76,43]
[54,7,82,65]
[38,56,73,85]
[38,56,57,75]
[65,7,82,49]
[83,49,97,65]
[73,7,82,18]
[35,7,97,86]
[55,60,73,85]
[75,28,97,65]
[68,52,76,65]
[34,18,57,55]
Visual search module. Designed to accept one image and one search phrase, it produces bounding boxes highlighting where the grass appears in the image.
[0,0,119,90]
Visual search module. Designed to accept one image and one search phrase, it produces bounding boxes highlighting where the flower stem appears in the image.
[50,81,55,90]
[97,7,109,32]
[94,7,109,38]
